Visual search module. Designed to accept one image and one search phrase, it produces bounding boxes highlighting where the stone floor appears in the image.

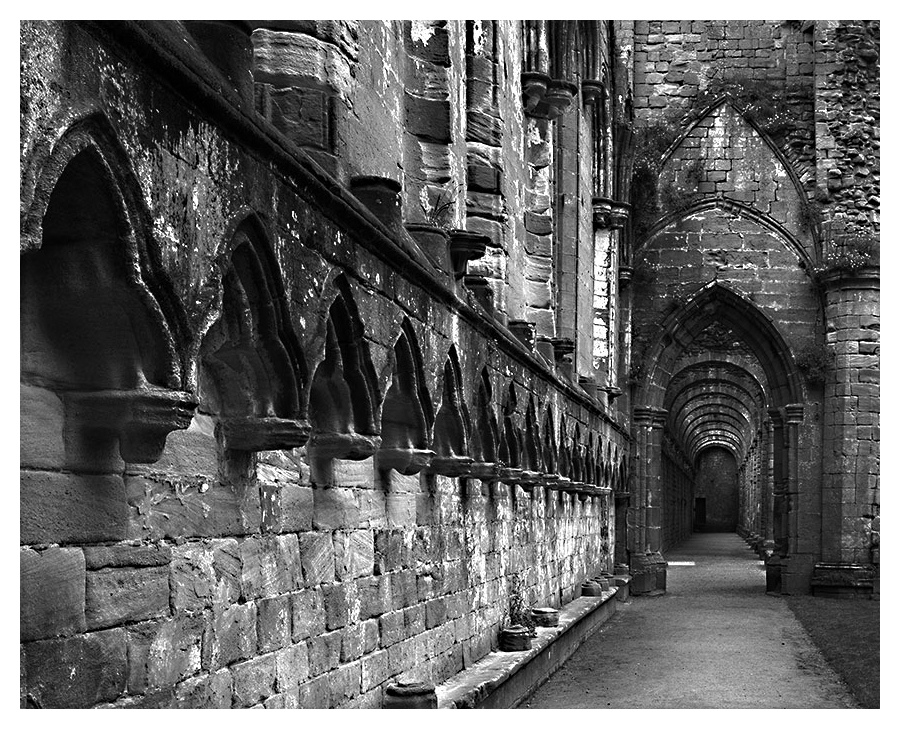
[520,533,859,709]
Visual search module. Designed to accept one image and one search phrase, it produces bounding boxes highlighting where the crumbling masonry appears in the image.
[20,20,879,708]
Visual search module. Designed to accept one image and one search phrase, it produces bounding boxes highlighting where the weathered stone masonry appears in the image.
[20,19,879,710]
[20,20,629,709]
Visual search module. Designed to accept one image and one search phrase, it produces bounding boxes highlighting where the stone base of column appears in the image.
[811,562,878,598]
[629,552,667,595]
[765,554,783,594]
[758,539,775,562]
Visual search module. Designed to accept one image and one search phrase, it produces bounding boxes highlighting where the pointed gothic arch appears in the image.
[198,215,308,451]
[377,318,436,474]
[20,119,195,463]
[307,275,381,460]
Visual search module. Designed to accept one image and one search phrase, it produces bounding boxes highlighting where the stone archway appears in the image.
[629,282,806,594]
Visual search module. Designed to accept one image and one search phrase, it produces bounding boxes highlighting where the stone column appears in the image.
[782,403,805,593]
[766,408,785,592]
[814,267,879,596]
[761,418,775,559]
[630,406,667,594]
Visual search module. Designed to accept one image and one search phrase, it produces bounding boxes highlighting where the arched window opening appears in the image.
[377,319,435,474]
[307,277,380,461]
[430,347,474,476]
[21,144,194,464]
[469,368,500,479]
[198,226,307,451]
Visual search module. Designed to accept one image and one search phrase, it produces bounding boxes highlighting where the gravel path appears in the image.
[520,533,858,709]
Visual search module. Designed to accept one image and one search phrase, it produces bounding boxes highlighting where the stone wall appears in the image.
[20,20,629,708]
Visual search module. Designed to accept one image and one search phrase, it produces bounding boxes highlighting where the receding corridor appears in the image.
[521,533,858,709]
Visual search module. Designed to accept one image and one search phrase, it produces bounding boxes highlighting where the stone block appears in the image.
[83,543,171,569]
[323,582,356,629]
[231,654,277,708]
[360,648,390,692]
[357,488,387,528]
[386,492,417,527]
[125,474,260,541]
[374,529,403,574]
[290,588,326,641]
[332,458,375,489]
[386,636,417,676]
[213,602,257,668]
[21,470,127,545]
[467,109,502,146]
[313,486,360,530]
[328,660,362,706]
[126,616,205,692]
[263,691,299,709]
[173,669,233,709]
[341,622,366,662]
[273,484,314,532]
[391,570,418,609]
[379,609,405,647]
[20,384,65,469]
[357,574,390,619]
[257,595,291,652]
[275,642,310,692]
[275,534,304,591]
[85,565,170,630]
[297,674,331,708]
[425,596,448,629]
[25,628,126,708]
[307,630,342,676]
[362,618,380,654]
[21,547,86,641]
[334,529,375,580]
[299,532,336,585]
[252,29,354,97]
[406,94,451,143]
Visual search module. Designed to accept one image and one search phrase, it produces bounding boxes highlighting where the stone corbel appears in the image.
[463,275,494,313]
[449,230,489,278]
[592,197,613,229]
[350,176,433,270]
[217,416,310,451]
[521,71,551,113]
[522,75,578,119]
[307,431,380,461]
[581,79,604,105]
[464,461,501,481]
[551,337,575,362]
[376,446,435,476]
[498,466,525,484]
[517,470,543,494]
[544,79,579,119]
[610,201,631,230]
[508,320,537,351]
[64,387,198,463]
[427,455,474,478]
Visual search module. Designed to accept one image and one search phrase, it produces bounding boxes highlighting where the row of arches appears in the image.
[20,117,628,493]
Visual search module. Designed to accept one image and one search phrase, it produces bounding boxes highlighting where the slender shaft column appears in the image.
[630,406,667,594]
[762,418,775,557]
[766,408,785,592]
[782,404,804,593]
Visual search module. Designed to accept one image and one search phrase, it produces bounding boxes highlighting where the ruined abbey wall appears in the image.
[20,20,627,709]
[19,19,879,710]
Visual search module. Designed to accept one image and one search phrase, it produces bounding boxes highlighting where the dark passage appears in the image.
[693,446,737,532]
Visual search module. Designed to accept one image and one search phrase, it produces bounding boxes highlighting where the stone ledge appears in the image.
[436,587,620,709]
